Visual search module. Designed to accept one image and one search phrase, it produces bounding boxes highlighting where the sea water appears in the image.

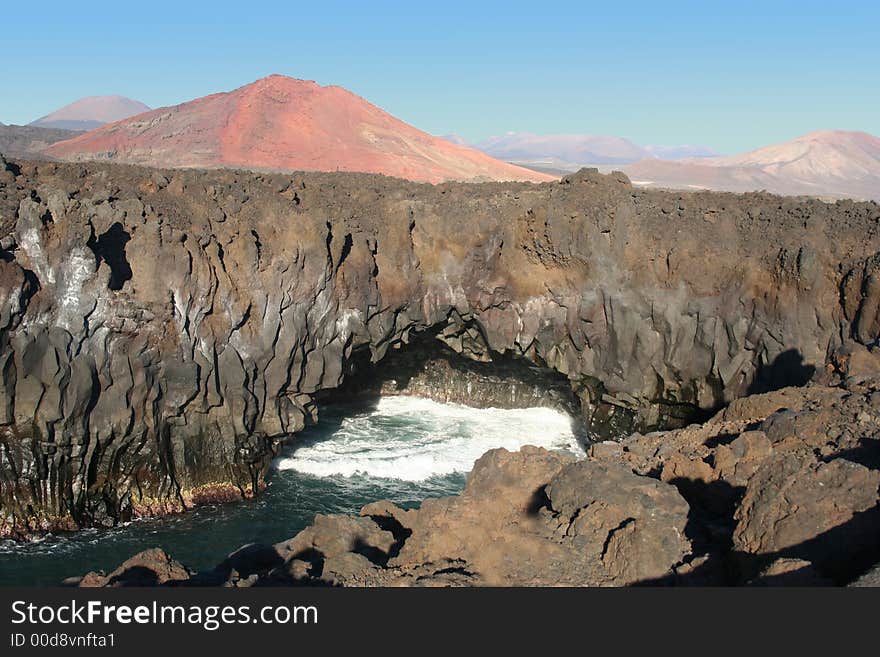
[0,397,583,586]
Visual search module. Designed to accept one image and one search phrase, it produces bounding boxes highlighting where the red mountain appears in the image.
[44,75,553,184]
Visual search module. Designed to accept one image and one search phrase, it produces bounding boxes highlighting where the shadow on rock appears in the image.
[748,349,816,395]
[824,437,880,470]
[633,501,880,586]
[106,566,162,587]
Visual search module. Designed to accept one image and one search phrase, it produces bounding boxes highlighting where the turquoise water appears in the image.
[0,397,582,586]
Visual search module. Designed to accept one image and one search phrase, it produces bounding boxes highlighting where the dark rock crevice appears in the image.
[86,222,133,291]
[317,328,586,432]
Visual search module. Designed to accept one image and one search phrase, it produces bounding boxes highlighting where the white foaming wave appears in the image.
[275,396,584,481]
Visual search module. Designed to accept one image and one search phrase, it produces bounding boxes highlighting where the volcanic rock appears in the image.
[77,548,191,587]
[276,514,397,567]
[591,376,880,582]
[544,459,691,582]
[732,453,880,575]
[42,76,552,184]
[285,446,690,586]
[850,564,880,587]
[1,158,880,540]
[748,558,831,586]
[0,124,80,159]
[70,373,880,587]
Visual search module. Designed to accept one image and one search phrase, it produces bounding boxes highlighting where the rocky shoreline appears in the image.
[1,154,880,560]
[71,371,880,587]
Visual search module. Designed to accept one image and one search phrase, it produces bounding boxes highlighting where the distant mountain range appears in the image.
[478,132,650,169]
[443,132,719,172]
[622,130,880,201]
[442,130,879,201]
[2,81,878,198]
[29,95,150,131]
[643,144,721,160]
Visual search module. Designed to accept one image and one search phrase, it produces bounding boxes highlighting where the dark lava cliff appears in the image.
[1,153,880,538]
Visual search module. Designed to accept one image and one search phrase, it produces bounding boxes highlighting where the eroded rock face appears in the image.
[320,333,582,416]
[733,454,880,572]
[545,460,690,582]
[591,376,880,583]
[1,158,880,537]
[71,375,880,587]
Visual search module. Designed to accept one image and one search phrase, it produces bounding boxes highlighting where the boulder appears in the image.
[276,514,397,568]
[78,548,191,587]
[733,452,880,576]
[545,460,691,583]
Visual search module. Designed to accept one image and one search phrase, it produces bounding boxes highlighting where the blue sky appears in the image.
[1,0,877,153]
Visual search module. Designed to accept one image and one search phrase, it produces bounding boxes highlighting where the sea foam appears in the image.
[274,395,583,481]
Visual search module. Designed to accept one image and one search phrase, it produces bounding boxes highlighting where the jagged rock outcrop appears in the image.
[733,454,879,571]
[71,377,880,586]
[71,446,693,587]
[1,158,880,538]
[590,375,880,584]
[75,547,192,587]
